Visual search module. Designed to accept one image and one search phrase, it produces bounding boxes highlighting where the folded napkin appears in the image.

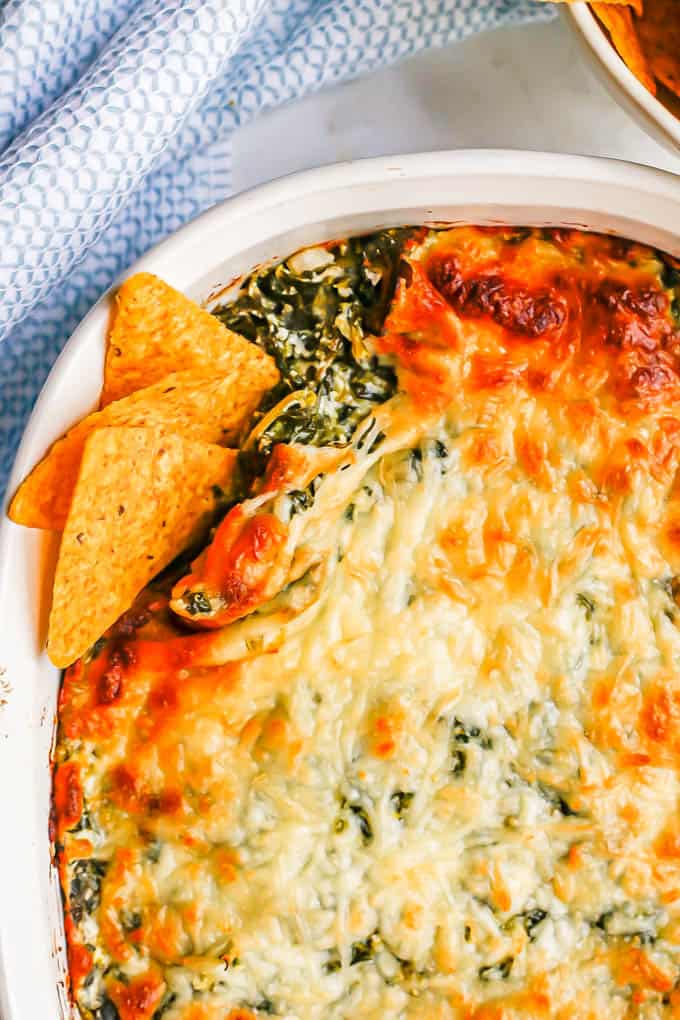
[0,0,554,496]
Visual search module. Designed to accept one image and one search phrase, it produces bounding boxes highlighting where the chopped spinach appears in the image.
[145,840,162,863]
[324,949,342,973]
[121,910,142,933]
[537,782,580,817]
[478,956,514,981]
[253,998,275,1014]
[659,259,680,326]
[287,484,316,516]
[452,718,477,744]
[452,718,475,775]
[351,933,380,965]
[152,992,177,1019]
[367,430,386,454]
[409,447,424,481]
[450,717,493,775]
[521,908,547,939]
[507,228,533,245]
[70,807,94,833]
[82,969,97,990]
[337,795,373,843]
[576,593,596,619]
[432,439,449,471]
[451,718,492,748]
[349,803,373,844]
[661,261,680,290]
[390,791,414,819]
[95,998,119,1020]
[70,859,107,923]
[396,957,415,980]
[660,575,680,605]
[214,230,412,458]
[594,908,657,944]
[355,417,377,451]
[183,591,213,616]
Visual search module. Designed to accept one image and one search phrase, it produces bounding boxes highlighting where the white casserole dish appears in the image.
[1,149,680,1020]
[565,3,680,154]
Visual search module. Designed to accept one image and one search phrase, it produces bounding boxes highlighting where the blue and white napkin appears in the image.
[0,0,555,495]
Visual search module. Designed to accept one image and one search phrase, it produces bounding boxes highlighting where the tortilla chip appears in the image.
[9,365,271,531]
[47,427,238,668]
[637,0,680,98]
[102,273,278,405]
[536,0,643,11]
[593,3,657,93]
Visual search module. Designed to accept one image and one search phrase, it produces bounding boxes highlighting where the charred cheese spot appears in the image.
[53,762,83,837]
[428,253,568,339]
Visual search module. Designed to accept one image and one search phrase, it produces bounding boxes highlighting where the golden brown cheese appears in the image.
[54,227,680,1020]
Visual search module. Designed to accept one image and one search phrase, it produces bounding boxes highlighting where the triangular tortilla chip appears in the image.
[9,365,271,531]
[47,427,238,668]
[637,0,680,98]
[593,3,657,93]
[535,0,642,11]
[102,273,277,405]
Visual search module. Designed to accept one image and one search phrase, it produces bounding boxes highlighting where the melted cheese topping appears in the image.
[54,227,680,1020]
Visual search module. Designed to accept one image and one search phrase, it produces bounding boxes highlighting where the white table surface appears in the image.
[232,17,680,191]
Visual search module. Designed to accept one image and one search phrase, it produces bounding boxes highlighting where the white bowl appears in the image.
[565,3,680,154]
[1,149,680,1020]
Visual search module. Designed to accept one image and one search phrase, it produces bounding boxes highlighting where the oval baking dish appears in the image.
[1,150,680,1019]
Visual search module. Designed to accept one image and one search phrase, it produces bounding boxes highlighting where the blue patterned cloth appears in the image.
[0,0,554,498]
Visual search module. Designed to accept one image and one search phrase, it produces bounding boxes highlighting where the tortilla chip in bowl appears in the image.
[560,0,680,151]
